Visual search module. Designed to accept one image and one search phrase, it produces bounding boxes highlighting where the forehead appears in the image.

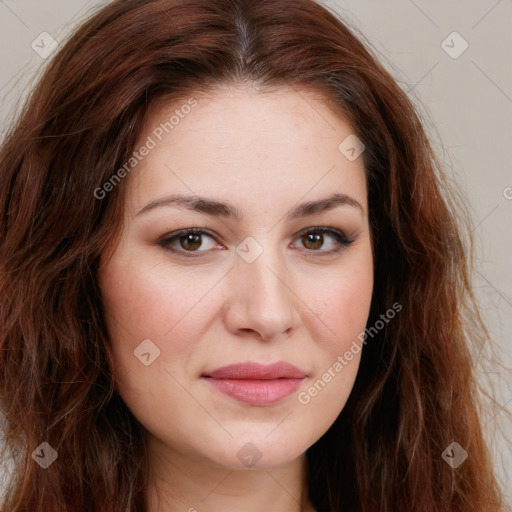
[124,84,367,217]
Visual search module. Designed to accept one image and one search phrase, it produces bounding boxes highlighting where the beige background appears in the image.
[0,0,510,503]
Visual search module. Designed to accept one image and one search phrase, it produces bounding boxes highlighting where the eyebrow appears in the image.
[135,192,364,220]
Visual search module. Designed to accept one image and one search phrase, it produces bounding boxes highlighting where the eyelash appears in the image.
[157,226,354,258]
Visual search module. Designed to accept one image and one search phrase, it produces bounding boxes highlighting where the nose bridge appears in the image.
[226,235,299,339]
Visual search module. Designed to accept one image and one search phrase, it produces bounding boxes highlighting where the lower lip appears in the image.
[203,377,303,405]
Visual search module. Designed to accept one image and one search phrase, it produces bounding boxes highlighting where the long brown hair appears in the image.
[0,0,505,510]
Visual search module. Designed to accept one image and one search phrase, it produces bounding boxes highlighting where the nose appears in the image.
[223,241,302,341]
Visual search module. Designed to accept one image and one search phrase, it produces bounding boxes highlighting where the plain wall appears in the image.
[0,0,510,503]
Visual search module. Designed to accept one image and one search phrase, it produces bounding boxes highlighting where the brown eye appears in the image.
[292,227,354,254]
[159,229,219,256]
[302,233,323,250]
[180,233,202,251]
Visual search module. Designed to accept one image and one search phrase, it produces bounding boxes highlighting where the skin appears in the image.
[98,84,374,512]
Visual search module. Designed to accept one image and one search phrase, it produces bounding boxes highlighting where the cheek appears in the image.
[98,255,210,458]
[309,258,373,352]
[98,256,215,431]
[98,251,225,376]
[292,270,373,443]
[295,247,373,399]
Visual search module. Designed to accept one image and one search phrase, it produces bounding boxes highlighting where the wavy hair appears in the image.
[0,0,505,510]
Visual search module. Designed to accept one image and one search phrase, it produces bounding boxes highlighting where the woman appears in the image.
[0,0,506,511]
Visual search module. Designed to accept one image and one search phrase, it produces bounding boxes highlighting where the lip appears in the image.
[202,361,306,406]
[203,361,306,380]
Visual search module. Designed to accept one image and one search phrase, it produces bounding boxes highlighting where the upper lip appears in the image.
[202,361,306,380]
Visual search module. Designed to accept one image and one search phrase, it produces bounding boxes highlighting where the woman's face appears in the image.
[98,84,373,470]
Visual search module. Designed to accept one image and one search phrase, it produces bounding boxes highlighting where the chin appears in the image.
[200,434,308,471]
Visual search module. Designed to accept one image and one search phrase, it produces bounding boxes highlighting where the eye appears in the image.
[292,226,354,254]
[158,228,221,256]
[158,226,354,258]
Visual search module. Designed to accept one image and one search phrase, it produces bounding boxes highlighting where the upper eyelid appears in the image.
[159,228,220,248]
[160,226,346,239]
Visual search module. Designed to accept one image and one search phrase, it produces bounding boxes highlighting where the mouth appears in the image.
[201,361,306,406]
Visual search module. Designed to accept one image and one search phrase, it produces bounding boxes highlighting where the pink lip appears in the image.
[202,362,306,405]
